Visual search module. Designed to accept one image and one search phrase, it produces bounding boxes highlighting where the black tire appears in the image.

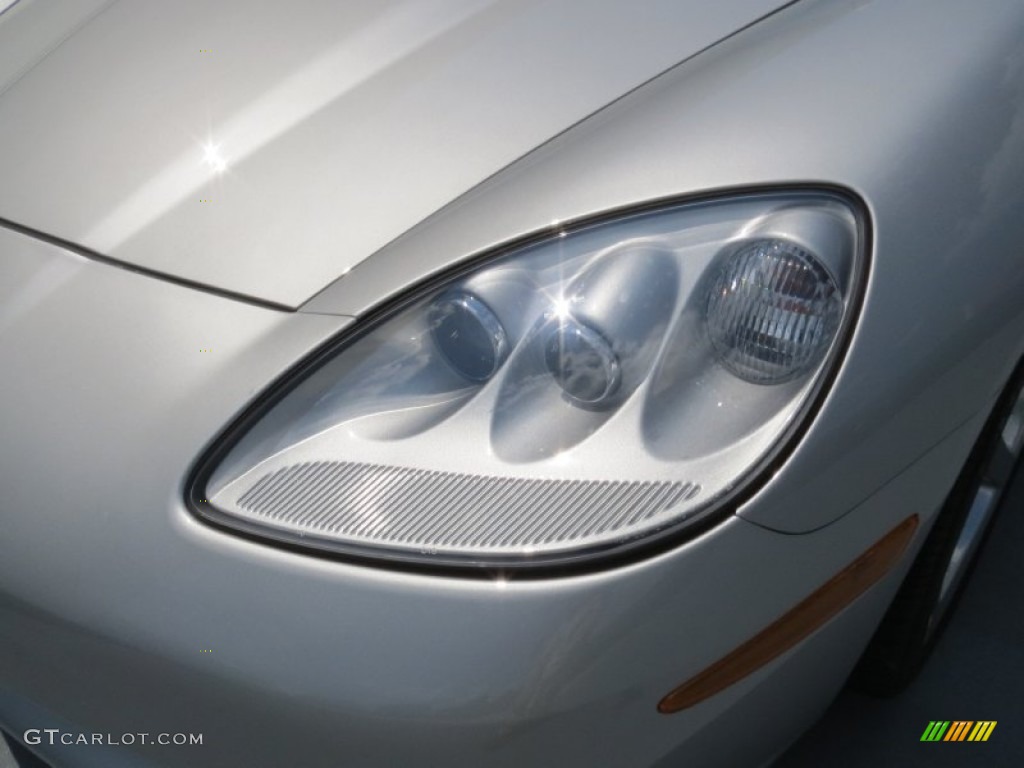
[849,357,1024,697]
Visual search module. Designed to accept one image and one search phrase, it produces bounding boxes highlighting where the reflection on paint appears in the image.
[82,0,495,253]
[202,141,228,174]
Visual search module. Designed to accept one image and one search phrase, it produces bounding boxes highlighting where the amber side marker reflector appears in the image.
[658,515,919,714]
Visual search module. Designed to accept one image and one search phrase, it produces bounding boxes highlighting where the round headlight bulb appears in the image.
[706,239,842,384]
[544,318,621,405]
[429,291,509,382]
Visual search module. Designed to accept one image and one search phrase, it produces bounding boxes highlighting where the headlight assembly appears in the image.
[191,191,865,570]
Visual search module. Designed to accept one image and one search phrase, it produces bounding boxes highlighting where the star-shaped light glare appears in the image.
[202,140,228,174]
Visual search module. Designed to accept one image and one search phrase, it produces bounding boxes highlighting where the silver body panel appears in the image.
[0,0,785,306]
[2,0,1024,766]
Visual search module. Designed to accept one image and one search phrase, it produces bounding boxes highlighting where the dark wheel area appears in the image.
[849,359,1024,697]
[776,451,1024,767]
[0,732,48,768]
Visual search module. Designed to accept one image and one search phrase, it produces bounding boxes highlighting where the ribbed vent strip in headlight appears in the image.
[235,461,699,554]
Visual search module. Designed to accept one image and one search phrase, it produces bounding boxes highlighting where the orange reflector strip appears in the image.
[658,515,918,714]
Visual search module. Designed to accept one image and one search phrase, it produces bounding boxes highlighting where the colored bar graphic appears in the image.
[944,721,973,741]
[921,721,950,741]
[968,721,997,742]
[921,720,996,742]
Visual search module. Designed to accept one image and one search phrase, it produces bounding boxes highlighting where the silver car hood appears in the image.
[0,0,785,307]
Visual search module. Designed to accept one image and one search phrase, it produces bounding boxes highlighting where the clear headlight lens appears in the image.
[706,239,843,383]
[194,192,864,568]
[429,291,510,382]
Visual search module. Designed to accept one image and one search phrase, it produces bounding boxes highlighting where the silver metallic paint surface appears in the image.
[2,0,1024,767]
[0,0,786,306]
[0,0,116,97]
